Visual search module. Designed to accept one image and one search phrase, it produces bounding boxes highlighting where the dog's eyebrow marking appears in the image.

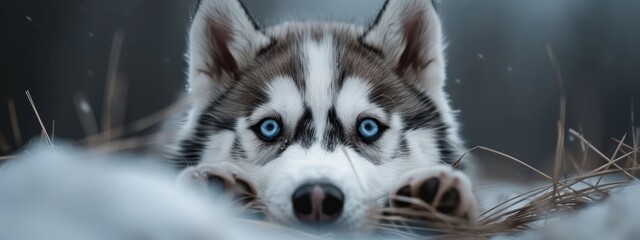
[257,76,304,121]
[335,77,378,124]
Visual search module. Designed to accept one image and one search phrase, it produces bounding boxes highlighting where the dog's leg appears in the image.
[176,162,257,205]
[389,165,477,222]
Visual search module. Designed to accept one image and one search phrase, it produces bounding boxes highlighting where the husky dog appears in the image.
[173,0,477,230]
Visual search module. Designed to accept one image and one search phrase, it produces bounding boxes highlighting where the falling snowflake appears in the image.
[477,53,484,60]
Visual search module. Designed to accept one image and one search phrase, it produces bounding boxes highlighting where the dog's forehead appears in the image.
[225,22,439,134]
[241,23,405,110]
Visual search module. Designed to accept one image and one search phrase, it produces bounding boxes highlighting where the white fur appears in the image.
[252,77,305,124]
[304,37,335,138]
[405,128,443,164]
[201,130,235,164]
[335,77,385,125]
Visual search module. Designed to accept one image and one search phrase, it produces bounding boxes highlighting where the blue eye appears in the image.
[358,118,380,140]
[258,118,281,140]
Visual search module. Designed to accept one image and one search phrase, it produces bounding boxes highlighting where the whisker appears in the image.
[342,146,366,192]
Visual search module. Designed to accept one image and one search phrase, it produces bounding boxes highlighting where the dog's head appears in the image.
[178,0,462,230]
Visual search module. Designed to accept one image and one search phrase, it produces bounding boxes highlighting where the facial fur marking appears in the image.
[291,106,315,148]
[230,135,248,160]
[323,107,346,151]
[350,147,383,166]
[392,85,455,163]
[177,111,237,168]
[391,136,411,159]
[437,138,456,165]
[176,74,270,167]
[255,140,288,166]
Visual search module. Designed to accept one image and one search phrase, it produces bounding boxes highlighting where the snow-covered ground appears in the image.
[0,144,638,240]
[0,144,289,240]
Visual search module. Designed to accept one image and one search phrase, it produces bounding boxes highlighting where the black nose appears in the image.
[292,183,344,224]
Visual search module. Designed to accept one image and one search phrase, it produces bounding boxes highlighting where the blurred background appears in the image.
[1,0,639,173]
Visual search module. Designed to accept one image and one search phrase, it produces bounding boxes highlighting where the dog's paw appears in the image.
[176,162,256,204]
[389,165,477,222]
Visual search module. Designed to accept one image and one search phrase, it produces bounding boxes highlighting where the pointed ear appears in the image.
[187,0,271,98]
[362,0,446,90]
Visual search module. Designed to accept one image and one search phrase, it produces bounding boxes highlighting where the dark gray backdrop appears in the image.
[1,0,639,171]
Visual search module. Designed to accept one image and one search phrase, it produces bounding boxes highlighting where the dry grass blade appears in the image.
[604,133,628,180]
[451,146,477,169]
[630,100,638,175]
[590,150,634,179]
[51,120,56,144]
[569,129,638,181]
[499,180,626,223]
[474,146,552,180]
[480,171,636,232]
[0,128,11,153]
[479,184,551,221]
[611,138,639,152]
[101,29,126,143]
[93,133,161,153]
[609,134,627,163]
[482,166,637,222]
[81,100,184,145]
[545,44,566,206]
[25,90,52,145]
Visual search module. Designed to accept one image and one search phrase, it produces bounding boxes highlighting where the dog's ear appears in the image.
[187,0,271,99]
[363,0,446,91]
